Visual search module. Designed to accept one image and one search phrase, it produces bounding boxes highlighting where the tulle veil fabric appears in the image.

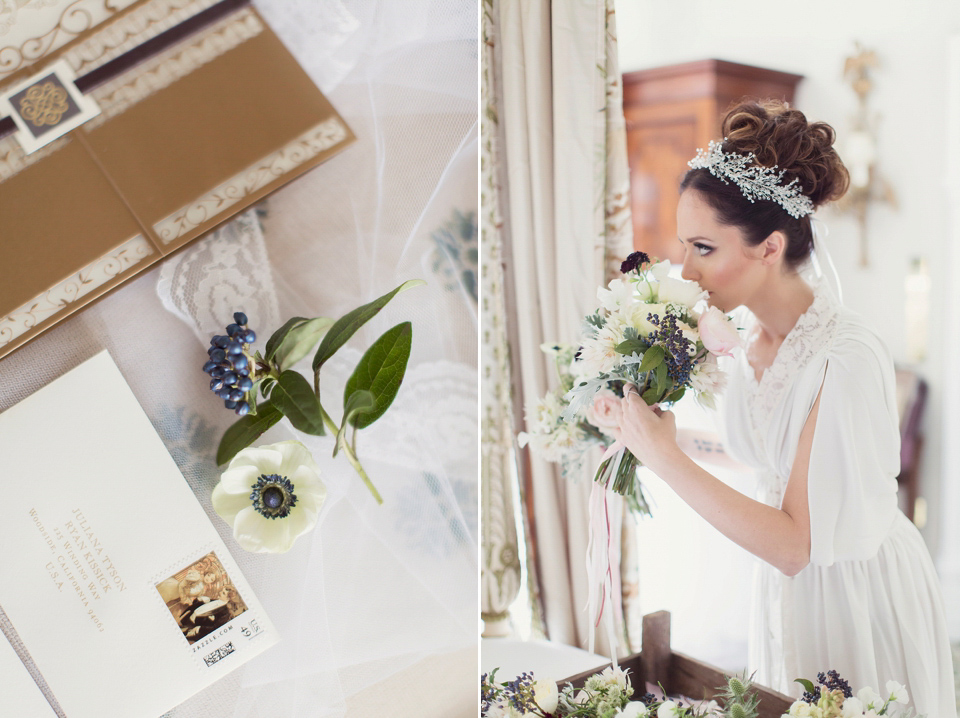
[0,1,478,716]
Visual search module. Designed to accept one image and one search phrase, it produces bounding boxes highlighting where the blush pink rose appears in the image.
[698,306,741,357]
[586,389,622,435]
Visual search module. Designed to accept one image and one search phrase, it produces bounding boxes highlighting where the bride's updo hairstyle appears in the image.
[680,99,850,269]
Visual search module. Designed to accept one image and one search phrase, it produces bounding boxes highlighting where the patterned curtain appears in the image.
[480,0,638,655]
[480,0,522,637]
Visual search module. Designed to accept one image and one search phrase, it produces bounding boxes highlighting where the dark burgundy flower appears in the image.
[620,251,650,274]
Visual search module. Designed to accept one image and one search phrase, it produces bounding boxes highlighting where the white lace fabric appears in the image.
[741,282,840,480]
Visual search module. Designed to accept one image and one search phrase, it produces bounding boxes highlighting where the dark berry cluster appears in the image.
[202,311,257,416]
[620,250,650,274]
[646,312,694,386]
[638,692,657,705]
[801,670,852,703]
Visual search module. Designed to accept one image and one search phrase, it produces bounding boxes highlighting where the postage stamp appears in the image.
[155,551,267,668]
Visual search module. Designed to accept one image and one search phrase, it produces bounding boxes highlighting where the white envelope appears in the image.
[0,351,278,718]
[0,634,57,716]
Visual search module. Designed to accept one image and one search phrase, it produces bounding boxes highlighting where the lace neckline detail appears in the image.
[744,281,841,438]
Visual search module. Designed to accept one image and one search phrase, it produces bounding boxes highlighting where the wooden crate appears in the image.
[564,611,794,718]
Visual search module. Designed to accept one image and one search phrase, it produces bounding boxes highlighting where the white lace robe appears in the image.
[720,283,956,715]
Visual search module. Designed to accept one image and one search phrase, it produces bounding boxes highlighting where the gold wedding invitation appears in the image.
[0,351,278,717]
[0,0,355,362]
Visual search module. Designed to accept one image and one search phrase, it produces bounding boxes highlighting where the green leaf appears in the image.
[667,386,686,403]
[268,370,325,436]
[343,321,413,429]
[312,280,424,374]
[216,403,283,465]
[638,345,664,373]
[794,679,815,694]
[641,386,660,405]
[615,340,646,356]
[654,362,668,393]
[259,376,277,399]
[274,317,334,370]
[264,316,308,362]
[334,390,375,457]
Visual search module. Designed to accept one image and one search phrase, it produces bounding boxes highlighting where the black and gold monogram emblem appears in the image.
[9,73,82,139]
[18,81,70,127]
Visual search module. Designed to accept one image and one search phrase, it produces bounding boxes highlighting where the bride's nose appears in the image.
[680,251,697,282]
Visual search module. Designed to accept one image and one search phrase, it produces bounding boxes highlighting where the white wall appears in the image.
[614,0,960,648]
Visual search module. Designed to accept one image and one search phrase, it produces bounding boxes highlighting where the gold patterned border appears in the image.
[86,6,261,126]
[0,234,154,347]
[154,117,350,243]
[0,0,139,82]
[63,0,220,76]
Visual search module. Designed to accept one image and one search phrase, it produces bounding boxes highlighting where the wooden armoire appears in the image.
[622,59,803,262]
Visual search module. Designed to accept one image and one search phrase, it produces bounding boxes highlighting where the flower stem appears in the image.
[317,396,384,505]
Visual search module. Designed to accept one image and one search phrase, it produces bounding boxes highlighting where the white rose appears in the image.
[657,700,680,718]
[658,275,707,309]
[533,679,559,714]
[786,701,815,717]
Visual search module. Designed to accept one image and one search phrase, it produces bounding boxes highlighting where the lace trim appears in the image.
[744,282,840,475]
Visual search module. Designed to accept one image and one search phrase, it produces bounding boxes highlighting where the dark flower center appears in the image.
[250,474,298,519]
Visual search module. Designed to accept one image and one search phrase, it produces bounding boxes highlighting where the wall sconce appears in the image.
[835,42,897,267]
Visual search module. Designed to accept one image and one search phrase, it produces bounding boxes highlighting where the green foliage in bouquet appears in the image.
[214,279,424,504]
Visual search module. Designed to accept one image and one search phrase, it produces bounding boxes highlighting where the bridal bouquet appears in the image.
[520,252,739,512]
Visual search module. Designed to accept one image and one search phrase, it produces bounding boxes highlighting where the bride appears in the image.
[613,100,956,715]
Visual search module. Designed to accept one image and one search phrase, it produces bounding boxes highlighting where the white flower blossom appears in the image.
[856,686,881,709]
[885,680,908,704]
[578,317,627,376]
[533,679,559,714]
[212,441,326,554]
[657,700,680,718]
[519,392,585,462]
[598,665,629,691]
[598,277,637,313]
[617,701,649,717]
[650,259,672,280]
[658,275,708,309]
[841,696,864,717]
[690,353,727,396]
[786,700,816,717]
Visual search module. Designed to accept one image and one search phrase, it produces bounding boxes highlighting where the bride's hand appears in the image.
[613,384,681,472]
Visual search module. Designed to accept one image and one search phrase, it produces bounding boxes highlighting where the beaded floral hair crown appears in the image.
[687,139,815,219]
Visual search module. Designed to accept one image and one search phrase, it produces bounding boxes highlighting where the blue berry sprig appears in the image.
[202,311,259,416]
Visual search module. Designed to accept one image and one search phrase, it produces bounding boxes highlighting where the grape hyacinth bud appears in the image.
[202,312,260,415]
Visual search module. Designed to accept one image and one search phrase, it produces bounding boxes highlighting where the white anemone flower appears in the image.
[212,440,326,553]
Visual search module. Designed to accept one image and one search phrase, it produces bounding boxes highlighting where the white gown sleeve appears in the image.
[804,320,902,566]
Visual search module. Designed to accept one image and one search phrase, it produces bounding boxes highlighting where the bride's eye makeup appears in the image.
[678,236,714,256]
[693,242,713,256]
